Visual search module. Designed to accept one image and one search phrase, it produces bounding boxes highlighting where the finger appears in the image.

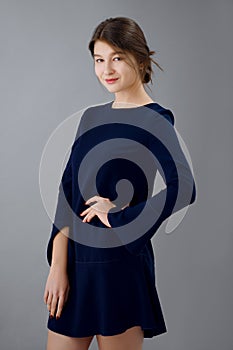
[55,293,66,319]
[80,207,91,216]
[121,203,130,210]
[83,210,96,222]
[43,288,49,304]
[83,212,94,222]
[46,292,53,312]
[50,294,59,318]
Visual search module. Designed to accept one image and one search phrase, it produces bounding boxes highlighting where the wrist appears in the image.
[50,260,67,272]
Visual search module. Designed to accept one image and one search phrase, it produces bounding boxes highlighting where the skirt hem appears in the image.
[47,322,167,338]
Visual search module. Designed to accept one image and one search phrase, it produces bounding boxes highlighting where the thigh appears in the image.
[46,329,94,350]
[96,326,144,350]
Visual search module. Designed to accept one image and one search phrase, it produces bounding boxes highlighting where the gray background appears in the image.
[0,0,232,349]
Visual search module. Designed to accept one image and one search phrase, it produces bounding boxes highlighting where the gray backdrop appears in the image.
[1,0,232,349]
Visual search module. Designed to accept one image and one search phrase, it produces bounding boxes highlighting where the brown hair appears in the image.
[88,17,164,86]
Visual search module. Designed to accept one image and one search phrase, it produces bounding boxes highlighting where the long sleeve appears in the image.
[46,115,85,267]
[46,144,75,266]
[107,110,196,255]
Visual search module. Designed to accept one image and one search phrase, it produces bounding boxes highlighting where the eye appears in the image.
[113,56,121,61]
[95,58,103,63]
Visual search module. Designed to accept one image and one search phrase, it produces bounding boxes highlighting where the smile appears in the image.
[105,78,119,84]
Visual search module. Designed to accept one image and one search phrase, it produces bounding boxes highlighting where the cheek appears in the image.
[121,65,134,78]
[94,65,102,78]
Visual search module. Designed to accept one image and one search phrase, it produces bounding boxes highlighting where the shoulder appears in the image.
[147,102,175,126]
[77,102,108,125]
[84,102,109,114]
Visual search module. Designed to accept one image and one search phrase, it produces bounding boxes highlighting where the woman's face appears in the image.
[93,40,142,95]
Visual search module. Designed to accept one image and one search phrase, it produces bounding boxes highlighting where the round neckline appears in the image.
[109,100,157,110]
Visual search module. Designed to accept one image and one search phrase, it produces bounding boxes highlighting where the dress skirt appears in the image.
[47,241,167,338]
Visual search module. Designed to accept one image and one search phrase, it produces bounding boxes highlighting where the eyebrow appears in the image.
[93,51,125,57]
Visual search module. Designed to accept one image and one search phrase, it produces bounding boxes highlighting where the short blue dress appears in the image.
[46,101,196,338]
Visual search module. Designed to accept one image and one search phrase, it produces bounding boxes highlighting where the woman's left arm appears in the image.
[107,110,197,255]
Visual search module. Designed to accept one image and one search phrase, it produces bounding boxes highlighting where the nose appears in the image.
[103,60,115,75]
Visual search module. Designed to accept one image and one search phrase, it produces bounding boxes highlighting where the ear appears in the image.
[139,62,144,70]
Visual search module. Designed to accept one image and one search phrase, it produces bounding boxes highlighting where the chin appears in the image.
[105,87,121,93]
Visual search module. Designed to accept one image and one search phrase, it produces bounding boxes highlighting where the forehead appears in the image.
[93,40,126,57]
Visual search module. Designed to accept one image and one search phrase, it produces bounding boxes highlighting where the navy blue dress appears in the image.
[46,101,196,338]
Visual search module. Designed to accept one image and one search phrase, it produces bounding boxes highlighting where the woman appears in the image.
[44,17,196,350]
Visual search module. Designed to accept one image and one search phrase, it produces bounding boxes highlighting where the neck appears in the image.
[113,83,154,106]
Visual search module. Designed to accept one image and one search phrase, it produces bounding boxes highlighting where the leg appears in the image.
[46,329,94,350]
[96,325,144,350]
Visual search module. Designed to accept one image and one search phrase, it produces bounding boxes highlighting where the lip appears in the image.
[105,78,119,84]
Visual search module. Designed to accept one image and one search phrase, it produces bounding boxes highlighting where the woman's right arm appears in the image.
[51,227,69,269]
[44,227,70,320]
[44,116,87,318]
